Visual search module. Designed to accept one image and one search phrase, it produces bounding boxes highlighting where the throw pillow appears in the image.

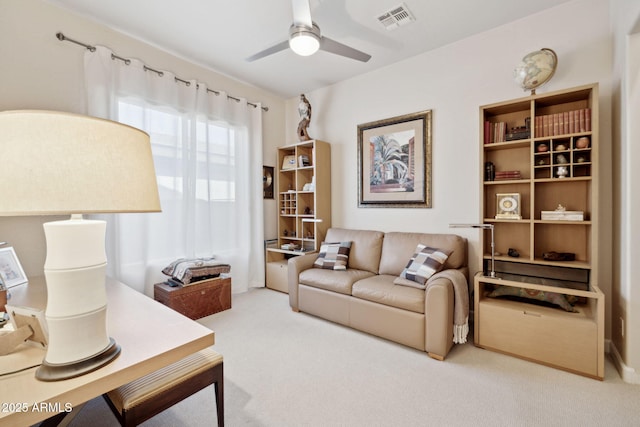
[313,241,352,271]
[395,244,451,289]
[487,285,577,312]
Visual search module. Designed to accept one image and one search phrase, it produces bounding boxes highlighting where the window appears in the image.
[117,100,237,203]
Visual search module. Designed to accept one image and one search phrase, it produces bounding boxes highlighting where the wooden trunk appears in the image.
[154,277,231,319]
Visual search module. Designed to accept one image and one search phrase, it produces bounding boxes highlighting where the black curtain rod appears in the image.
[56,32,269,112]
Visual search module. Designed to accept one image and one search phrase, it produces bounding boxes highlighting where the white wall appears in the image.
[0,0,285,276]
[4,0,639,380]
[286,0,613,291]
[610,0,640,381]
[286,0,640,380]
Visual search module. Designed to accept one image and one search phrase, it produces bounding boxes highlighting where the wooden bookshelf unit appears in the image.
[476,83,604,379]
[265,140,331,293]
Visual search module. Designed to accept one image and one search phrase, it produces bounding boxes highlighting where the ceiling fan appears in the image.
[246,0,371,62]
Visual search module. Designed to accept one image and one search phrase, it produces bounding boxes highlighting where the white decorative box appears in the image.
[541,210,584,221]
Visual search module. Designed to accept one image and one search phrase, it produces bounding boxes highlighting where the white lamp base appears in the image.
[36,338,120,381]
[35,215,120,381]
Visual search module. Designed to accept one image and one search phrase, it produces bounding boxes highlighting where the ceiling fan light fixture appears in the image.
[289,24,321,56]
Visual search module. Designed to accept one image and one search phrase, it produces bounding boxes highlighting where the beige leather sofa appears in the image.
[288,228,469,360]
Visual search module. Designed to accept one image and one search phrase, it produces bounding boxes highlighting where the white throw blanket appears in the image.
[427,269,469,344]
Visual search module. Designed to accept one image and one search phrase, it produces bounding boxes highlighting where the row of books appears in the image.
[298,155,310,167]
[484,121,508,144]
[494,170,522,180]
[484,121,532,144]
[535,108,591,137]
[484,108,591,144]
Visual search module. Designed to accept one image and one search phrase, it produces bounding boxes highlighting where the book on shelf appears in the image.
[298,155,310,167]
[541,210,584,221]
[535,108,591,137]
[484,121,507,143]
[494,170,522,180]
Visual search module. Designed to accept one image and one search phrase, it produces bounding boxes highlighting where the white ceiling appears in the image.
[46,0,573,99]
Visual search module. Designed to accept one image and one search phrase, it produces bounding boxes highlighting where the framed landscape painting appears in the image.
[357,110,432,208]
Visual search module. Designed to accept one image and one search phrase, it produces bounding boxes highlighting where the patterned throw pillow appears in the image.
[313,241,352,271]
[394,244,451,289]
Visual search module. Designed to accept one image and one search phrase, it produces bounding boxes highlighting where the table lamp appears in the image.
[449,223,497,278]
[0,110,161,381]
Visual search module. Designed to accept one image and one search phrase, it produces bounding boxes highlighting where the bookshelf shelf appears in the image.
[476,83,604,379]
[265,140,331,293]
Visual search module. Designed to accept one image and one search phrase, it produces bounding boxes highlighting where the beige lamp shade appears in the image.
[0,110,161,380]
[0,110,161,216]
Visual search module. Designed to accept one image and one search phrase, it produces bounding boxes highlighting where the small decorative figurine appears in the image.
[576,137,590,149]
[556,166,568,178]
[297,94,312,141]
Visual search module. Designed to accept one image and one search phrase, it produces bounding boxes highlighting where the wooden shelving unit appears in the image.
[475,273,603,378]
[265,140,331,293]
[475,83,604,379]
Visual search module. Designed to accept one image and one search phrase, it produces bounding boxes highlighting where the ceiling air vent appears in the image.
[376,3,415,31]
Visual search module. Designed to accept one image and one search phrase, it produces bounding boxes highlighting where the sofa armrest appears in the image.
[424,275,455,360]
[288,252,317,310]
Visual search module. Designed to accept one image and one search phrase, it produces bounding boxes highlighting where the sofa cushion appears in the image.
[324,228,384,274]
[352,275,425,314]
[299,268,375,295]
[313,241,351,271]
[378,232,467,276]
[394,244,451,289]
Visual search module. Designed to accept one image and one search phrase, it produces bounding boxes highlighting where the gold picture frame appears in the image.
[496,193,522,220]
[357,110,432,208]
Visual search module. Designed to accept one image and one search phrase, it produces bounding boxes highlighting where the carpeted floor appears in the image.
[69,288,640,427]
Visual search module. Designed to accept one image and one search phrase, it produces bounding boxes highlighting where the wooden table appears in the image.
[0,277,214,426]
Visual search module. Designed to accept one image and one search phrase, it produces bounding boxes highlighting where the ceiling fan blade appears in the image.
[320,37,371,62]
[291,0,313,27]
[245,40,290,62]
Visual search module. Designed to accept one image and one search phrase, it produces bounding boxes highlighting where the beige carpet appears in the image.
[69,288,640,427]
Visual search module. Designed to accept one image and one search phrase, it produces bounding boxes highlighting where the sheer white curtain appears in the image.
[84,46,264,295]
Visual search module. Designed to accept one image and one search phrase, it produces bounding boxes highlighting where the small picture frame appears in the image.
[0,247,28,288]
[495,193,522,220]
[282,155,297,170]
[6,305,48,349]
[263,165,274,199]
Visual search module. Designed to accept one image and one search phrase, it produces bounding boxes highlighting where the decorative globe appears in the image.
[514,48,558,94]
